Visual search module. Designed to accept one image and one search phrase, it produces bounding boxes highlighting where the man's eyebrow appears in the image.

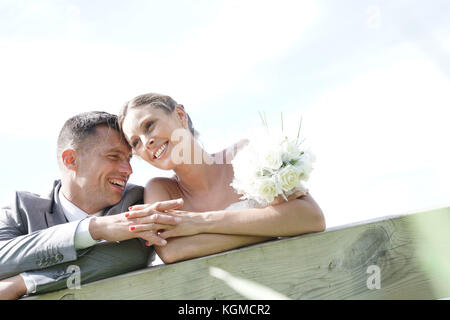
[107,148,126,153]
[107,148,132,158]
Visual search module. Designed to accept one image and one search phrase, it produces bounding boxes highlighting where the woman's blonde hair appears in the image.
[118,93,196,138]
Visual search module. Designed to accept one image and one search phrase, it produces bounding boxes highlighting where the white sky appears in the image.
[1,0,449,228]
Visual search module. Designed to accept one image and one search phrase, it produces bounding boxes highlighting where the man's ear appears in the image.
[61,149,77,171]
[174,105,188,129]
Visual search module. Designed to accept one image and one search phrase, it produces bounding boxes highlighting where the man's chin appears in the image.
[104,195,122,208]
[105,188,125,206]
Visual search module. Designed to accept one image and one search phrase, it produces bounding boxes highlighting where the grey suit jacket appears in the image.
[0,180,154,295]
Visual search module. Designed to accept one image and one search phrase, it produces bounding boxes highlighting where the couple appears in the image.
[0,93,325,299]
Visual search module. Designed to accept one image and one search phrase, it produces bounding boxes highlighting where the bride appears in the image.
[118,93,325,263]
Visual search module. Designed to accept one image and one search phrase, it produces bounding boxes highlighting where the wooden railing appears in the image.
[26,206,450,300]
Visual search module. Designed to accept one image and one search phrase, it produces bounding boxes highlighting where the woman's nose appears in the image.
[143,136,155,151]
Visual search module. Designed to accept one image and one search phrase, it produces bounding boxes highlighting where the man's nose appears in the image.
[119,159,133,176]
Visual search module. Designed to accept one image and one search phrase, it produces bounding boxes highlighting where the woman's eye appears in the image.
[145,121,154,131]
[131,140,139,148]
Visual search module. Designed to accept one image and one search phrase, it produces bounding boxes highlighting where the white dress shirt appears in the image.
[21,190,102,294]
[57,189,103,249]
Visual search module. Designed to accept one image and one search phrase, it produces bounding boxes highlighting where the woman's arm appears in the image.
[156,193,325,239]
[155,234,273,264]
[143,178,275,264]
[207,193,325,236]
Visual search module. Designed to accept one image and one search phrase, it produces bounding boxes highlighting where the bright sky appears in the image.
[1,0,449,228]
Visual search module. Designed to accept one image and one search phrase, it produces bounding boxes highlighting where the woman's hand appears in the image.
[126,201,207,239]
[269,188,309,206]
[90,199,184,246]
[126,189,313,240]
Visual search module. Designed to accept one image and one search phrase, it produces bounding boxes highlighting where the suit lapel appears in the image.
[44,180,69,227]
[103,184,144,216]
[43,181,144,223]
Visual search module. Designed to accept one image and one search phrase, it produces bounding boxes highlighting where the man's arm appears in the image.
[25,238,150,297]
[0,198,181,278]
[0,193,183,301]
[0,218,82,277]
[0,238,152,299]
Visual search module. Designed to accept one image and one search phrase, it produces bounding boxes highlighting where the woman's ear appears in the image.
[174,104,188,129]
[61,149,77,171]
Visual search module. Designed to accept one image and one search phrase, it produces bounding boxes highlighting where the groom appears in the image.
[0,111,182,299]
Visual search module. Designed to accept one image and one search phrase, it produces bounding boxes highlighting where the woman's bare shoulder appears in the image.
[234,138,249,150]
[144,176,179,202]
[145,176,177,187]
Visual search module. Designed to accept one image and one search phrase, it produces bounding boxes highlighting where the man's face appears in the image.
[73,125,133,212]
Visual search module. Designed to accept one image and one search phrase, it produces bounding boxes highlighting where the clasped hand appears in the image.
[125,199,205,241]
[89,198,185,246]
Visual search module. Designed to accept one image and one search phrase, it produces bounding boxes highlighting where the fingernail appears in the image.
[177,198,183,203]
[129,206,133,210]
[174,217,182,223]
[161,239,167,245]
[125,213,130,218]
[130,226,135,231]
[145,241,150,246]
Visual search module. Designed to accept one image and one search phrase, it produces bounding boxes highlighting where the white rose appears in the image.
[281,139,302,162]
[295,149,315,181]
[255,177,280,204]
[277,165,302,192]
[260,148,283,171]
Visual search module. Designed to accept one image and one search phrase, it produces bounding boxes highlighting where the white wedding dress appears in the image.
[224,199,266,210]
[224,188,308,211]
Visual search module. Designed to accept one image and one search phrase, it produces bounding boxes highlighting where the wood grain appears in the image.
[26,206,450,300]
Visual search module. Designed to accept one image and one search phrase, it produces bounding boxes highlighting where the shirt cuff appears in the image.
[74,217,99,250]
[20,272,36,295]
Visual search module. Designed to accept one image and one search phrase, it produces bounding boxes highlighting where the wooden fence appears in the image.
[26,206,450,300]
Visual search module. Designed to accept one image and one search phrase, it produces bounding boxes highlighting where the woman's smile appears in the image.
[152,141,169,160]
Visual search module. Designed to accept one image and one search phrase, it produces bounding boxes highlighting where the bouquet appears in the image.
[230,114,315,207]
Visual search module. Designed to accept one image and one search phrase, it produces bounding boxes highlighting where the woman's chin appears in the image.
[147,158,176,171]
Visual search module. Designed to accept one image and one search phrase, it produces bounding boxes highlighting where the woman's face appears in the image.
[121,104,188,170]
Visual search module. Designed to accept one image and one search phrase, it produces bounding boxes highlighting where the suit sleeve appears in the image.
[21,239,153,296]
[1,184,149,296]
[0,200,80,279]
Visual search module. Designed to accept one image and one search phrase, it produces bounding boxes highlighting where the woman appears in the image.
[118,93,325,263]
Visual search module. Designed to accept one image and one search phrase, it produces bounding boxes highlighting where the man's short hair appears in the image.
[56,111,121,161]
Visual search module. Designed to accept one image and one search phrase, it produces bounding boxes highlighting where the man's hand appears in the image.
[0,275,27,300]
[89,199,184,246]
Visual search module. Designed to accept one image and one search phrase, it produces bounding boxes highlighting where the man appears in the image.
[0,111,182,299]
